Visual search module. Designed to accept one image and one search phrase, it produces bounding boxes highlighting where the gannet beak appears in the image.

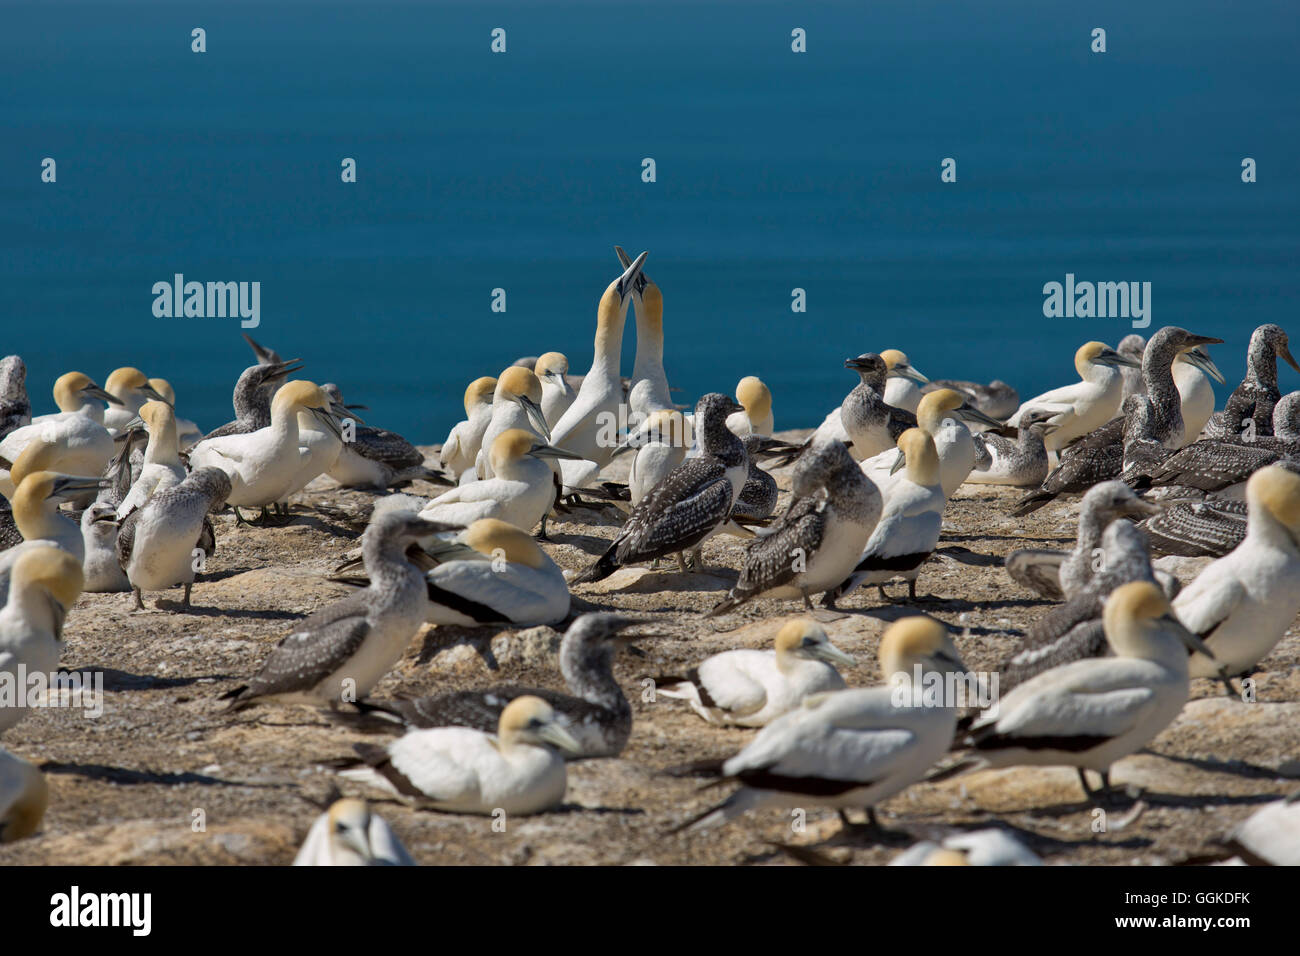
[332,401,365,425]
[530,442,585,462]
[345,403,370,412]
[1097,347,1141,369]
[957,405,1004,429]
[82,384,123,406]
[1184,346,1227,385]
[311,406,344,440]
[1127,496,1164,518]
[1182,333,1225,350]
[140,383,171,406]
[243,332,280,365]
[1168,616,1215,660]
[124,416,147,431]
[516,395,550,437]
[889,449,906,475]
[92,509,119,525]
[538,720,583,756]
[615,250,649,302]
[51,475,111,499]
[844,356,869,371]
[1280,343,1300,375]
[268,359,305,379]
[1039,420,1062,435]
[339,825,373,862]
[893,363,929,385]
[614,244,650,296]
[813,642,856,667]
[410,517,464,538]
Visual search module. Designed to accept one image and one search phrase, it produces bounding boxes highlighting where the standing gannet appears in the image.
[1206,324,1300,440]
[0,463,104,600]
[654,620,853,727]
[1223,790,1300,866]
[572,393,746,581]
[880,349,930,414]
[201,358,304,441]
[322,384,444,489]
[811,354,917,461]
[101,367,168,435]
[0,356,31,441]
[276,389,356,507]
[966,409,1059,487]
[0,749,47,843]
[81,502,129,593]
[834,428,945,603]
[116,467,231,611]
[438,376,497,482]
[711,436,881,614]
[1172,347,1226,445]
[116,401,186,515]
[475,367,552,479]
[0,547,84,733]
[293,798,416,866]
[939,581,1211,799]
[1008,342,1139,453]
[0,372,118,499]
[549,251,648,475]
[221,511,457,710]
[334,695,581,814]
[623,409,690,506]
[146,377,203,449]
[1173,465,1300,682]
[1117,334,1147,401]
[349,614,654,758]
[726,376,774,438]
[615,246,672,427]
[675,616,966,833]
[535,352,577,429]
[188,380,341,523]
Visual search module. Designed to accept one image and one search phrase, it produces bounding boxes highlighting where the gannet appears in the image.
[0,749,47,843]
[728,436,799,531]
[1142,496,1248,558]
[1172,347,1225,445]
[146,377,203,449]
[348,614,653,758]
[1006,481,1162,601]
[1206,324,1299,440]
[941,581,1211,799]
[811,353,917,461]
[475,366,552,479]
[889,829,1043,866]
[201,358,304,441]
[0,463,104,601]
[1223,790,1300,866]
[1008,342,1139,452]
[322,384,443,489]
[923,378,1020,421]
[966,408,1059,487]
[275,388,356,507]
[654,619,853,727]
[419,430,579,534]
[535,351,576,429]
[675,615,966,833]
[1173,465,1300,681]
[0,356,31,441]
[726,376,774,438]
[0,372,118,499]
[222,510,456,710]
[1129,434,1280,497]
[293,798,416,866]
[116,401,186,515]
[1116,334,1147,401]
[116,467,231,610]
[81,502,129,593]
[880,349,930,414]
[623,409,690,506]
[549,251,647,475]
[438,376,497,482]
[572,392,746,581]
[710,435,881,614]
[612,245,672,428]
[334,695,580,815]
[102,366,167,435]
[833,428,945,603]
[0,546,84,733]
[188,380,341,522]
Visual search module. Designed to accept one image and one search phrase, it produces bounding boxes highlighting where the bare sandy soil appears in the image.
[2,429,1297,866]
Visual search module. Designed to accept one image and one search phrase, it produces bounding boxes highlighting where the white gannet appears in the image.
[293,797,416,866]
[322,384,445,489]
[623,409,690,506]
[0,462,104,600]
[572,393,746,581]
[202,358,304,441]
[1172,347,1226,446]
[116,467,232,610]
[810,353,917,461]
[438,376,497,483]
[102,366,168,435]
[880,349,930,414]
[711,435,881,614]
[0,546,84,733]
[675,615,965,833]
[966,408,1059,487]
[1173,465,1300,683]
[116,401,186,515]
[147,377,203,449]
[81,501,130,593]
[616,246,672,427]
[1206,324,1300,440]
[334,695,581,815]
[834,428,945,603]
[654,619,854,727]
[1223,790,1300,866]
[0,748,47,843]
[1008,342,1139,453]
[549,251,647,477]
[276,388,355,507]
[221,510,456,710]
[0,356,31,441]
[0,372,118,499]
[475,366,552,479]
[535,351,577,430]
[889,829,1043,866]
[726,375,774,438]
[941,581,1211,799]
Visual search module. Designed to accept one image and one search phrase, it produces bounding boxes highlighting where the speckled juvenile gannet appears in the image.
[967,408,1059,487]
[1173,465,1300,682]
[889,828,1043,866]
[573,393,746,581]
[335,695,580,815]
[475,367,552,479]
[438,376,496,482]
[623,409,690,506]
[535,352,576,430]
[0,546,84,733]
[116,467,231,610]
[0,372,118,499]
[321,384,443,490]
[81,502,129,593]
[811,353,916,461]
[726,376,774,437]
[1223,790,1300,866]
[1206,324,1299,440]
[940,581,1211,799]
[101,367,168,435]
[293,797,416,866]
[0,356,31,441]
[116,401,186,515]
[1142,496,1248,558]
[0,748,47,842]
[880,349,930,414]
[350,614,653,758]
[655,620,853,727]
[1009,342,1139,452]
[615,246,672,426]
[675,616,966,833]
[221,510,456,710]
[201,358,303,441]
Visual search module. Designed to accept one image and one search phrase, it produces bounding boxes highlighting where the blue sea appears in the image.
[2,0,1297,440]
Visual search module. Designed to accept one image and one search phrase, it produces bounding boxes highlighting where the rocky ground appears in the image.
[2,429,1297,866]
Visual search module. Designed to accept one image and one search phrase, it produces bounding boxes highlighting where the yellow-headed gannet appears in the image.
[1206,324,1299,440]
[438,375,497,482]
[292,797,416,866]
[201,358,304,441]
[1008,342,1139,452]
[880,348,930,414]
[147,377,203,449]
[623,409,690,506]
[116,401,186,515]
[616,246,672,426]
[726,375,774,437]
[966,408,1059,487]
[322,384,446,489]
[102,366,168,435]
[475,366,552,479]
[1223,789,1300,866]
[535,351,577,429]
[0,461,105,600]
[923,377,1020,421]
[0,356,31,441]
[0,749,47,843]
[0,372,118,499]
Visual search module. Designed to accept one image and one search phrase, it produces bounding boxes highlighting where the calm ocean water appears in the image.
[2,0,1297,440]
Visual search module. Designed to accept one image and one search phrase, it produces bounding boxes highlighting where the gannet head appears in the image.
[890,427,940,485]
[1019,407,1062,437]
[1255,324,1300,374]
[1150,327,1225,361]
[694,393,745,451]
[923,848,973,866]
[1081,480,1162,525]
[535,352,570,387]
[81,501,120,540]
[52,371,119,413]
[135,399,176,435]
[326,798,375,862]
[562,612,662,657]
[9,438,62,488]
[11,544,85,612]
[1249,464,1300,542]
[1103,580,1212,661]
[106,367,167,405]
[881,349,929,385]
[271,380,342,438]
[463,376,498,417]
[877,615,964,683]
[13,472,107,536]
[1273,392,1300,441]
[364,508,460,552]
[914,388,1003,433]
[735,376,772,420]
[1117,334,1147,364]
[147,377,176,406]
[644,408,690,448]
[844,353,888,388]
[463,517,548,569]
[498,696,582,755]
[773,619,855,670]
[494,367,548,435]
[791,434,856,496]
[1076,342,1139,378]
[0,754,47,844]
[245,358,305,395]
[1174,345,1226,384]
[614,244,654,299]
[598,250,648,326]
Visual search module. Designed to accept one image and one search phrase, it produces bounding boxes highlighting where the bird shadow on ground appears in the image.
[39,762,280,789]
[552,803,647,816]
[416,626,505,670]
[826,602,1028,635]
[932,546,1005,567]
[58,666,233,692]
[944,532,1074,545]
[548,531,616,556]
[149,602,304,621]
[1156,752,1298,783]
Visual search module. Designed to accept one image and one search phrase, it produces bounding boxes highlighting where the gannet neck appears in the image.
[7,547,82,625]
[631,283,666,386]
[1103,582,1186,668]
[900,429,940,486]
[1246,466,1300,553]
[559,629,625,715]
[12,476,62,542]
[464,518,547,569]
[590,286,628,384]
[141,403,180,466]
[916,389,962,435]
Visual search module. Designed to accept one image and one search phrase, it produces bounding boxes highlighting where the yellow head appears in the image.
[535,352,569,380]
[464,376,498,416]
[1248,464,1300,535]
[878,615,961,681]
[495,366,543,405]
[464,517,547,569]
[773,619,855,669]
[137,400,175,433]
[271,380,330,415]
[0,756,47,844]
[880,349,909,371]
[916,388,964,434]
[51,371,96,412]
[497,695,581,754]
[1074,342,1108,376]
[105,366,150,398]
[640,280,663,327]
[147,378,176,405]
[896,428,940,486]
[923,848,972,866]
[11,545,84,611]
[735,376,772,418]
[9,440,60,488]
[325,798,373,859]
[489,429,537,472]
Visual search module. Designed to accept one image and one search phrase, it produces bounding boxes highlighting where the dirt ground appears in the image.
[2,429,1297,866]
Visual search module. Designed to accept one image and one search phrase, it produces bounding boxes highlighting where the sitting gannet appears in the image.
[728,436,794,527]
[572,393,747,581]
[438,376,496,482]
[889,829,1043,866]
[0,459,104,601]
[275,388,355,507]
[145,378,203,449]
[966,408,1059,487]
[811,353,917,461]
[1206,324,1299,440]
[0,749,47,843]
[1142,496,1249,558]
[318,383,444,490]
[880,349,930,414]
[475,367,552,479]
[201,358,303,441]
[1172,347,1226,445]
[710,435,880,614]
[675,616,965,834]
[654,619,853,727]
[616,246,672,426]
[102,366,168,435]
[1223,790,1300,866]
[535,352,576,429]
[293,798,416,866]
[1008,342,1139,452]
[726,376,774,437]
[117,401,186,515]
[1173,465,1300,683]
[334,695,580,815]
[623,409,690,506]
[117,467,232,610]
[81,502,130,593]
[0,356,31,441]
[221,510,456,710]
[940,581,1210,799]
[0,372,118,499]
[0,547,84,733]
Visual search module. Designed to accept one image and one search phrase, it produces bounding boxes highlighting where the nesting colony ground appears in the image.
[3,429,1297,866]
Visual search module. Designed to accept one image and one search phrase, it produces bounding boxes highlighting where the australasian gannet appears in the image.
[116,401,186,515]
[710,435,880,614]
[880,349,930,414]
[728,435,793,527]
[726,376,774,438]
[535,352,577,429]
[0,356,31,442]
[0,372,119,499]
[1172,347,1226,445]
[277,388,353,506]
[654,619,853,727]
[1008,342,1139,452]
[573,393,746,581]
[438,376,497,482]
[201,359,304,441]
[966,408,1059,487]
[293,797,416,866]
[221,511,457,710]
[1117,334,1147,401]
[1142,496,1248,558]
[1206,324,1299,440]
[81,502,129,592]
[1223,790,1300,866]
[116,467,231,610]
[145,377,203,449]
[674,616,965,833]
[102,367,168,435]
[616,246,672,427]
[335,695,581,815]
[623,409,690,506]
[321,383,445,489]
[475,366,552,480]
[0,462,104,601]
[243,332,282,365]
[0,546,84,733]
[923,378,1020,421]
[811,353,917,461]
[0,748,47,843]
[889,828,1043,866]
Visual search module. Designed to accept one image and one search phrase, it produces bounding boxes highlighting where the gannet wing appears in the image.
[694,653,770,717]
[734,497,825,594]
[242,596,372,698]
[971,674,1160,745]
[292,814,331,865]
[1173,566,1245,638]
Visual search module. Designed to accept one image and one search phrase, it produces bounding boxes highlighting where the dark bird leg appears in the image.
[182,582,193,610]
[908,579,918,600]
[132,588,145,611]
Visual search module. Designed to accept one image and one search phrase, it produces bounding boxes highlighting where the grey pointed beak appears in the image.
[537,720,583,756]
[311,406,344,440]
[1097,347,1142,369]
[1280,343,1300,375]
[140,384,171,406]
[409,517,464,538]
[82,384,123,406]
[332,401,365,425]
[615,250,649,302]
[891,363,929,385]
[268,359,305,379]
[50,475,111,499]
[958,405,1005,429]
[1182,333,1224,350]
[1168,616,1215,660]
[1184,346,1226,385]
[530,442,585,462]
[124,416,146,431]
[889,449,906,475]
[615,244,651,296]
[243,332,282,365]
[517,394,551,438]
[345,403,370,412]
[813,642,856,667]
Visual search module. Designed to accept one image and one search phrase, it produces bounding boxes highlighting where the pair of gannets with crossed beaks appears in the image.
[0,372,120,500]
[672,616,965,835]
[1008,341,1140,453]
[439,376,497,483]
[0,356,31,442]
[0,748,48,843]
[293,797,416,866]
